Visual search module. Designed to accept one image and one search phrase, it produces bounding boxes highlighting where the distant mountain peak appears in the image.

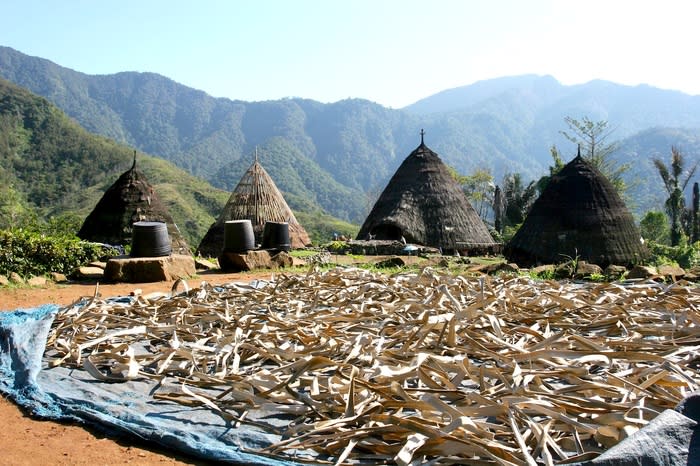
[402,74,563,114]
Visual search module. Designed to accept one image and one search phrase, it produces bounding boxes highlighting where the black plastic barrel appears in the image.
[261,221,291,251]
[223,219,256,252]
[131,221,172,257]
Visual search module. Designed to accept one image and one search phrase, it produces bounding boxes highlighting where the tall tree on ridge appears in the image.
[560,116,629,194]
[462,168,495,222]
[653,146,698,246]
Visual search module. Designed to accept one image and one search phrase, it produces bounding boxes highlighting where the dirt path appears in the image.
[0,270,274,466]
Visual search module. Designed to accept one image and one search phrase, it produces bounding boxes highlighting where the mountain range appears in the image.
[1,45,700,228]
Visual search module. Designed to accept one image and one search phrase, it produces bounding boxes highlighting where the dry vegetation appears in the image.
[44,267,700,465]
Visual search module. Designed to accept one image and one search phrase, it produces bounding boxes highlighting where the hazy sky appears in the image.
[2,0,699,108]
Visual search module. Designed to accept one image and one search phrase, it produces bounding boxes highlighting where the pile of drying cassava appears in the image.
[46,267,700,465]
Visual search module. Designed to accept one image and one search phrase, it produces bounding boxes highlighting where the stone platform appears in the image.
[218,249,293,272]
[104,254,196,283]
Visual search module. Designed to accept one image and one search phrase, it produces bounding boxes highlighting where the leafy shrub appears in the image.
[587,272,607,282]
[325,241,350,254]
[640,211,670,244]
[645,240,700,269]
[525,264,554,280]
[500,224,521,243]
[0,229,117,277]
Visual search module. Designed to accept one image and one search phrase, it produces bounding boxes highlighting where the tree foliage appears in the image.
[461,168,495,223]
[560,116,630,194]
[653,146,698,246]
[640,211,670,244]
[502,173,538,227]
[535,145,566,194]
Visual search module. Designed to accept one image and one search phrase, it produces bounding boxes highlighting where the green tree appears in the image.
[640,211,670,244]
[0,182,33,229]
[502,173,537,226]
[462,168,495,222]
[536,145,566,194]
[653,146,698,246]
[560,116,630,194]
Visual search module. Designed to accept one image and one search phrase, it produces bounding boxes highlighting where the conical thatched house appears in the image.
[504,151,647,267]
[197,153,310,257]
[356,134,498,253]
[78,154,190,254]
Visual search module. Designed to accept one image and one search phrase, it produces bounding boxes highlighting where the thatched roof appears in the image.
[78,156,190,254]
[197,155,310,256]
[356,136,497,252]
[504,152,647,267]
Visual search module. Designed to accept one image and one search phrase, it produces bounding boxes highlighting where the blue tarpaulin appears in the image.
[0,304,300,465]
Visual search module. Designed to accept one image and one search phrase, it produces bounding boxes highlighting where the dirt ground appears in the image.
[0,269,275,466]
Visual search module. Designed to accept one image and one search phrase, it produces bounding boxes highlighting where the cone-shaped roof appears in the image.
[197,153,310,256]
[78,154,190,254]
[356,135,497,252]
[504,152,647,267]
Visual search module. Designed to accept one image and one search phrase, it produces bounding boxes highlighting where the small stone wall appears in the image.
[345,240,440,256]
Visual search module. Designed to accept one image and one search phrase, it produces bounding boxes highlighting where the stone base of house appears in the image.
[218,249,294,272]
[104,254,196,283]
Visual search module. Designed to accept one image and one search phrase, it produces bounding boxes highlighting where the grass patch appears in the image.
[289,249,321,258]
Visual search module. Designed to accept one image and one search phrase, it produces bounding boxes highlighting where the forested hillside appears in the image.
[2,45,700,222]
[0,79,229,246]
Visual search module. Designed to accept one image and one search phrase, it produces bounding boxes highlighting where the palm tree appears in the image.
[653,146,698,246]
[502,173,537,226]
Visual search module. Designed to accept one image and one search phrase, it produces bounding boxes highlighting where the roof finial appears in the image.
[132,150,136,170]
[577,144,581,158]
[420,128,425,145]
[255,146,258,163]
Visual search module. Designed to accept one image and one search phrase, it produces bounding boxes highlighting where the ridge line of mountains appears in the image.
[2,45,700,245]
